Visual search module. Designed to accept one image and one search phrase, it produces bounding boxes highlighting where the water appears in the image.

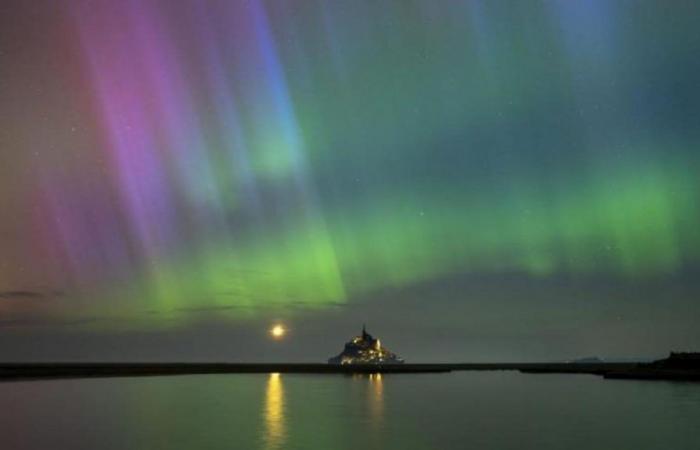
[2,372,699,450]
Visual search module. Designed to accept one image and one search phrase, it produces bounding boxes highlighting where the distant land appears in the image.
[0,353,698,382]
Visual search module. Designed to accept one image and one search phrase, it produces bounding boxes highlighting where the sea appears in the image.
[2,371,699,450]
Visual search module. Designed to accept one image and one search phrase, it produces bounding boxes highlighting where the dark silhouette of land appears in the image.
[2,353,698,382]
[0,363,452,381]
[519,352,700,381]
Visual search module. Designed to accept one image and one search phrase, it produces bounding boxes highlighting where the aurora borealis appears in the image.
[1,0,699,360]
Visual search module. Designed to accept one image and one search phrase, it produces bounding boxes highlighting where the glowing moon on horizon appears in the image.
[270,324,286,339]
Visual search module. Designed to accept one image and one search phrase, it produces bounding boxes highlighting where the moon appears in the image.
[270,324,286,339]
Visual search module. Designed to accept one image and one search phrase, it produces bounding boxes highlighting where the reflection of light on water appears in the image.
[263,373,286,450]
[368,373,384,426]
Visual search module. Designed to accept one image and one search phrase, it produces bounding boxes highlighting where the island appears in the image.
[328,325,404,365]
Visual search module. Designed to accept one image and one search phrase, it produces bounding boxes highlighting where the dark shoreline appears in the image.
[3,362,697,382]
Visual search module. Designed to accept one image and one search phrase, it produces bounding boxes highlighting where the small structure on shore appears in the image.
[328,325,404,365]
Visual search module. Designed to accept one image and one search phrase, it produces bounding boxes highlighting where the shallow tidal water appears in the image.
[1,371,699,450]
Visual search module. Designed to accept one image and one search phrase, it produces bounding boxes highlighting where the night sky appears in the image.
[1,0,699,362]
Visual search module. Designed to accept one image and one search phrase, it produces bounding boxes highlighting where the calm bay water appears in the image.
[1,372,699,450]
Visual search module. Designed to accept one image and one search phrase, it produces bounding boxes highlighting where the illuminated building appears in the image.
[328,325,404,365]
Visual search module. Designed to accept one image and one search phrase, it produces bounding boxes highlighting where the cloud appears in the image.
[0,290,64,301]
[0,290,44,300]
[0,316,100,328]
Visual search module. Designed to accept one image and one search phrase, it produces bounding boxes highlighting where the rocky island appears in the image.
[328,325,404,365]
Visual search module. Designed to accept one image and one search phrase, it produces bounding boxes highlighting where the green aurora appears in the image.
[1,1,699,338]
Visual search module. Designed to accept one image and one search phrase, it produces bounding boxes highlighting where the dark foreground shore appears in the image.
[0,363,452,380]
[2,361,697,382]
